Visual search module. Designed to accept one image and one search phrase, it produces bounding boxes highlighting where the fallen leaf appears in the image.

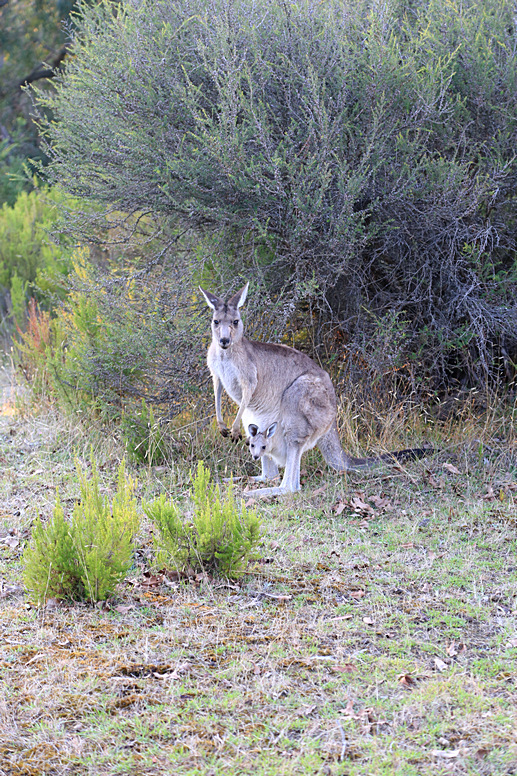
[362,617,375,625]
[298,704,317,716]
[475,748,490,759]
[433,657,448,672]
[331,663,357,673]
[143,575,164,588]
[0,584,23,598]
[313,485,327,496]
[370,495,391,510]
[262,592,292,602]
[443,462,461,475]
[397,673,415,687]
[339,699,356,717]
[445,642,458,657]
[350,496,374,514]
[333,500,347,516]
[431,750,460,759]
[350,590,366,599]
[0,536,19,550]
[114,604,134,614]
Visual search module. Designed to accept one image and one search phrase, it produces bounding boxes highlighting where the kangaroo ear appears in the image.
[228,282,249,309]
[266,422,278,438]
[199,287,221,311]
[248,424,258,437]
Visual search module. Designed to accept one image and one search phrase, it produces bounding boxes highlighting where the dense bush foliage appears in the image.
[0,0,85,206]
[0,134,32,208]
[15,244,207,412]
[0,184,77,324]
[30,0,517,397]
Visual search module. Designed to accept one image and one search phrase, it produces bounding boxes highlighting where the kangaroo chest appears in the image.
[210,353,244,404]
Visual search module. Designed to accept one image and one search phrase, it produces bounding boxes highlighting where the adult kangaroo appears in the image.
[200,282,427,497]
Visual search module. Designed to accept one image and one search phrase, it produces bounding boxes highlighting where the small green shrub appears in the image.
[72,458,139,602]
[144,461,261,578]
[15,297,68,400]
[23,458,139,604]
[122,399,169,465]
[23,499,80,604]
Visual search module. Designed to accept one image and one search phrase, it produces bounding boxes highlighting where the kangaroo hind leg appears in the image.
[251,454,279,483]
[248,443,303,497]
[279,442,303,492]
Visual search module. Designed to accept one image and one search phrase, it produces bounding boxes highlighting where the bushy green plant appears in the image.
[144,461,261,578]
[23,498,80,604]
[23,458,139,604]
[122,399,169,465]
[72,458,139,602]
[0,184,77,319]
[14,243,208,428]
[0,138,31,208]
[34,0,517,390]
[15,297,69,400]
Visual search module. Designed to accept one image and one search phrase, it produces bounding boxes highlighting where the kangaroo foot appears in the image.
[244,485,294,498]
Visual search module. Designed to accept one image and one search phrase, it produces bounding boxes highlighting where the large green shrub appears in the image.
[32,0,517,390]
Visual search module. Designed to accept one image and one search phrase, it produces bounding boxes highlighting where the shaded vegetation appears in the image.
[0,0,79,205]
[31,0,517,396]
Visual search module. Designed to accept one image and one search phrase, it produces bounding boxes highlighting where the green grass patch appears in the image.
[1,386,516,775]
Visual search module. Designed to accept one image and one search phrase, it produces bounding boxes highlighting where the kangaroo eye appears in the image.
[233,320,239,326]
[213,320,219,325]
[262,445,266,450]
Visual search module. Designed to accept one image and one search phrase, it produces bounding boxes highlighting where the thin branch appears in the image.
[18,45,70,88]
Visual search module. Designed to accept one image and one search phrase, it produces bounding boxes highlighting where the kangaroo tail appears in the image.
[318,423,432,472]
[317,422,363,471]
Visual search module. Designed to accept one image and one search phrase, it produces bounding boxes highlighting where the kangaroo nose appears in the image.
[220,337,230,348]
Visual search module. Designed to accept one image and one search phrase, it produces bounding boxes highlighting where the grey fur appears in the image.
[200,282,428,496]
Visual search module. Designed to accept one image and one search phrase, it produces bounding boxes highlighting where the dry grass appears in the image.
[1,365,516,775]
